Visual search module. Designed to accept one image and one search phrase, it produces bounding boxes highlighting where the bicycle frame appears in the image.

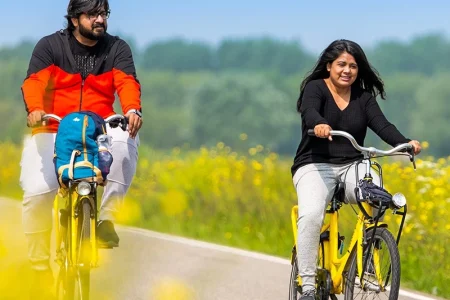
[291,199,386,294]
[325,201,375,294]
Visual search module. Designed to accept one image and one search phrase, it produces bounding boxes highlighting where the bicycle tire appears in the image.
[288,247,301,300]
[56,260,68,300]
[344,228,400,300]
[76,199,92,300]
[289,240,328,300]
[56,204,70,299]
[58,199,92,300]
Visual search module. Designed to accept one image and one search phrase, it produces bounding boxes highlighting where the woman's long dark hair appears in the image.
[65,0,110,31]
[297,39,385,112]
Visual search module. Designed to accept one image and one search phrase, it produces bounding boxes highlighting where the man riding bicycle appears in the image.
[20,0,142,295]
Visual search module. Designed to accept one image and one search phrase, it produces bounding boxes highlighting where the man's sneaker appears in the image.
[96,220,119,248]
[300,290,316,300]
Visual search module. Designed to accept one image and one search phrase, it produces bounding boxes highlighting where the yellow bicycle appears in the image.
[43,113,127,300]
[289,130,416,300]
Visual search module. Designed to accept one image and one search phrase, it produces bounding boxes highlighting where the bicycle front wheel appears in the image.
[344,228,400,300]
[58,199,92,300]
[76,199,92,300]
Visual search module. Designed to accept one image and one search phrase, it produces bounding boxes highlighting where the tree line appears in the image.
[0,33,449,157]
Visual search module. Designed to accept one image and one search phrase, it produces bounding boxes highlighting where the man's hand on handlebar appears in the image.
[27,110,46,127]
[314,124,333,141]
[408,140,421,155]
[125,112,142,139]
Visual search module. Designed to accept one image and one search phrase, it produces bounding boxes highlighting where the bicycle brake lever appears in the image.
[409,152,416,170]
[119,117,129,131]
[108,120,121,128]
[108,117,128,131]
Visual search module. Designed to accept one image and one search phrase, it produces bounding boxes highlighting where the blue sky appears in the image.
[1,0,449,54]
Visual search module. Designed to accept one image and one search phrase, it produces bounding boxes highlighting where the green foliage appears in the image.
[188,73,298,153]
[411,73,450,154]
[136,71,210,148]
[0,59,29,143]
[217,37,315,75]
[2,33,450,157]
[140,38,216,72]
[368,33,450,76]
[0,102,27,144]
[0,59,28,100]
[0,40,34,62]
[364,72,427,148]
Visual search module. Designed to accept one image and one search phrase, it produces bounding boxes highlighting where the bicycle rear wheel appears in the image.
[289,239,328,300]
[344,228,400,300]
[288,247,301,300]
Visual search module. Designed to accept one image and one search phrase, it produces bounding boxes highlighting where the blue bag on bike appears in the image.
[54,111,111,188]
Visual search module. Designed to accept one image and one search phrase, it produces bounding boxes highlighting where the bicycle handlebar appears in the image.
[104,114,127,124]
[42,114,62,122]
[307,129,414,157]
[42,114,126,123]
[42,113,128,131]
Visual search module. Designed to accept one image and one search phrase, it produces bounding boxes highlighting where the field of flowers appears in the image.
[0,140,448,298]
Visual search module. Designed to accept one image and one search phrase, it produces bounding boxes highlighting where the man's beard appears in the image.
[79,22,107,41]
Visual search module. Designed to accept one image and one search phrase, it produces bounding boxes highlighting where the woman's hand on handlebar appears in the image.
[27,110,46,127]
[408,140,422,155]
[314,124,333,141]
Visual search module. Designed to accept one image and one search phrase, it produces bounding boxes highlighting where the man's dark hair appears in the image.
[65,0,110,31]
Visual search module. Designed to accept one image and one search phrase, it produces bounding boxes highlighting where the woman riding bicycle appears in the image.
[291,39,421,300]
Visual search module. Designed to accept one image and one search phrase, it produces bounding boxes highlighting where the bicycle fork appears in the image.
[357,205,387,293]
[54,191,99,269]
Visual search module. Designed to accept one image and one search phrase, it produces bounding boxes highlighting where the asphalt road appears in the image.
[0,198,443,300]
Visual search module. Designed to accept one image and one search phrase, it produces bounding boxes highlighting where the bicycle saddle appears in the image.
[333,182,346,203]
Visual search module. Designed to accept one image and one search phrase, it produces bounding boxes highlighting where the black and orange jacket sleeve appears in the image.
[21,37,54,113]
[112,40,142,114]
